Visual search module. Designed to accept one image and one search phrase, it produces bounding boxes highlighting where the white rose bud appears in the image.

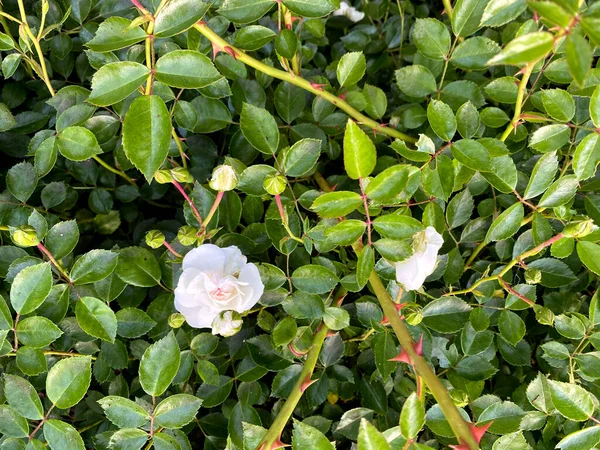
[209,165,237,192]
[394,226,444,291]
[211,310,243,337]
[174,244,264,331]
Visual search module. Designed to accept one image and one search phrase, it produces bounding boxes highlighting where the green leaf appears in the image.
[272,316,298,347]
[154,394,202,429]
[97,396,150,428]
[487,32,553,66]
[556,426,600,450]
[116,246,161,287]
[365,165,410,202]
[122,95,171,182]
[70,249,118,284]
[311,191,363,218]
[548,380,594,421]
[344,119,376,179]
[10,262,52,315]
[324,307,350,331]
[577,241,600,276]
[276,28,298,59]
[412,18,451,60]
[400,393,425,440]
[56,126,102,161]
[324,220,366,246]
[87,62,149,106]
[292,420,335,450]
[7,162,37,202]
[116,307,157,338]
[234,25,277,50]
[523,151,558,199]
[395,65,437,97]
[0,31,15,50]
[45,221,79,260]
[218,0,276,24]
[337,52,366,88]
[480,0,527,27]
[452,0,488,36]
[240,103,280,155]
[4,374,44,420]
[528,258,577,287]
[591,85,600,128]
[538,174,579,208]
[86,17,146,52]
[573,134,600,181]
[292,265,339,294]
[451,139,491,172]
[422,155,454,201]
[529,124,570,153]
[46,356,92,409]
[363,84,387,120]
[155,50,221,89]
[356,245,374,289]
[154,0,209,37]
[0,406,29,437]
[75,296,118,342]
[283,138,321,177]
[477,401,524,434]
[485,202,524,243]
[428,100,456,141]
[446,189,474,229]
[542,89,575,122]
[44,420,85,450]
[566,33,592,86]
[0,102,17,132]
[421,297,472,333]
[16,316,62,348]
[456,101,480,138]
[109,428,148,450]
[372,214,423,239]
[139,331,181,396]
[498,310,526,346]
[282,0,335,17]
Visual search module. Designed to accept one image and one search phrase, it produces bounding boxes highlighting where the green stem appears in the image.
[172,128,188,169]
[202,191,223,229]
[258,325,329,450]
[37,243,71,282]
[92,155,137,186]
[442,0,453,20]
[364,266,478,449]
[193,22,416,143]
[499,63,535,142]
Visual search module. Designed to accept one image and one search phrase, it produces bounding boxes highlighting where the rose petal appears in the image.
[238,263,264,310]
[220,246,247,274]
[182,244,226,272]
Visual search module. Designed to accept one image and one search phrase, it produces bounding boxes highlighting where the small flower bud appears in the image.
[177,226,198,246]
[209,165,237,192]
[171,167,194,184]
[563,219,596,238]
[145,230,165,249]
[450,389,469,407]
[169,313,186,328]
[263,174,286,196]
[525,268,542,285]
[12,226,40,247]
[154,169,174,184]
[211,310,243,337]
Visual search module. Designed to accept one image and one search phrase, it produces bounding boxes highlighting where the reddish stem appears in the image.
[498,278,535,307]
[172,180,203,225]
[162,241,183,258]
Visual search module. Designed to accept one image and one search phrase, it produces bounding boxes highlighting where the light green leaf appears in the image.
[122,95,171,182]
[365,165,410,202]
[452,0,488,36]
[10,262,52,315]
[4,374,44,420]
[56,126,102,161]
[240,103,280,155]
[86,17,146,52]
[218,0,276,24]
[577,241,600,276]
[556,426,600,450]
[87,62,149,106]
[523,151,558,199]
[70,249,118,284]
[292,420,335,450]
[16,316,62,348]
[395,65,437,97]
[46,356,92,409]
[548,380,594,421]
[451,139,491,171]
[412,18,451,60]
[485,202,524,243]
[98,396,151,428]
[311,191,363,218]
[292,265,338,294]
[154,394,202,429]
[282,0,335,17]
[538,174,579,208]
[480,0,527,27]
[400,393,425,440]
[573,133,600,181]
[139,331,181,396]
[337,52,366,88]
[487,32,553,66]
[344,119,376,180]
[155,50,222,89]
[529,124,570,153]
[75,296,118,342]
[154,0,209,37]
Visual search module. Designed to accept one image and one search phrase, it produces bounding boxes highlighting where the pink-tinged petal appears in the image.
[238,263,264,310]
[182,244,225,272]
[220,246,247,274]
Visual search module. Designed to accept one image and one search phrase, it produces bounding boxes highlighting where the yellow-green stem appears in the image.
[500,63,535,142]
[193,22,416,143]
[258,324,329,449]
[365,267,478,449]
[92,155,136,186]
[442,0,453,20]
[172,129,188,168]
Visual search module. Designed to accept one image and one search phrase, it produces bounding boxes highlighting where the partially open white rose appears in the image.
[332,1,365,22]
[394,226,444,291]
[174,244,264,332]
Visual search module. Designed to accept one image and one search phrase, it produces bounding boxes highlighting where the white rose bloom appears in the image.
[394,226,444,291]
[174,244,264,331]
[212,311,243,337]
[332,1,365,22]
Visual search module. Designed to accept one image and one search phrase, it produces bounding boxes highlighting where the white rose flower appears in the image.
[394,226,444,291]
[332,1,365,22]
[174,244,264,331]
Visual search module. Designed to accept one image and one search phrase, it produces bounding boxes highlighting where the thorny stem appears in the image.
[258,324,329,449]
[362,258,478,450]
[193,22,416,143]
[172,179,203,224]
[37,243,71,282]
[442,0,454,19]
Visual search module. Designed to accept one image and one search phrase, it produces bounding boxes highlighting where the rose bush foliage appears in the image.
[0,0,599,449]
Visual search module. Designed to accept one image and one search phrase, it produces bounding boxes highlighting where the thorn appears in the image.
[414,335,423,357]
[300,376,318,392]
[449,444,470,450]
[211,41,223,59]
[224,46,238,60]
[310,82,327,90]
[388,335,424,364]
[291,15,300,23]
[533,11,539,22]
[325,329,337,338]
[259,437,290,450]
[515,67,528,76]
[470,422,492,443]
[330,184,338,192]
[285,23,292,30]
[339,92,346,100]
